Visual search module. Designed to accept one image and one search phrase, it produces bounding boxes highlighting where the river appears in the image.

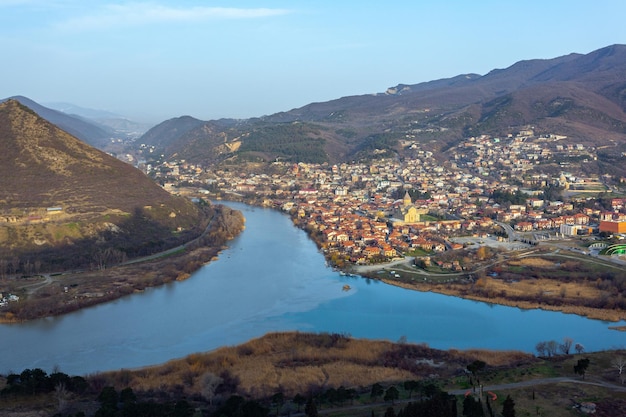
[1,202,624,376]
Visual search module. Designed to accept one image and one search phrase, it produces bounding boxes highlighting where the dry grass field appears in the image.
[99,332,534,400]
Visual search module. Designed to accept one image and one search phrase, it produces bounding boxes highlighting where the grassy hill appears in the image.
[0,99,208,272]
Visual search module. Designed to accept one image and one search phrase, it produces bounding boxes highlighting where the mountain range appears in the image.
[135,44,626,168]
[4,44,626,171]
[0,99,207,270]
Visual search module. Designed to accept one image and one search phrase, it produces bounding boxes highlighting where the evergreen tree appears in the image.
[574,358,590,380]
[293,393,306,412]
[384,386,400,405]
[371,383,384,401]
[95,386,119,417]
[462,395,484,417]
[305,397,318,417]
[502,395,516,417]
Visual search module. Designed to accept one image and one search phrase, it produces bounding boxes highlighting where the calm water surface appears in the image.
[1,202,624,375]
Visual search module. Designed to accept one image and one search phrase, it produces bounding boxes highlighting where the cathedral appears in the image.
[392,191,428,224]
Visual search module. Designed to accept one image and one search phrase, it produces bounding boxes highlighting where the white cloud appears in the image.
[55,3,292,31]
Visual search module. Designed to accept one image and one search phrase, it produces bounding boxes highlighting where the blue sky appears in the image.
[1,1,625,122]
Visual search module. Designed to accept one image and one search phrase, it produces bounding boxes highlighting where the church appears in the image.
[391,191,429,225]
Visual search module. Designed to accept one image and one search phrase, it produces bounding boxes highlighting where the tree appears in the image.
[384,386,399,405]
[467,360,486,385]
[559,337,573,355]
[611,356,626,384]
[462,395,484,417]
[293,393,306,412]
[96,386,119,417]
[345,388,358,405]
[403,380,420,399]
[575,343,585,354]
[545,340,559,357]
[502,395,516,417]
[422,382,441,399]
[305,397,318,417]
[200,372,223,405]
[476,246,488,261]
[54,383,69,414]
[535,341,547,357]
[370,382,384,401]
[119,387,136,405]
[574,358,590,380]
[467,360,486,376]
[541,184,563,202]
[271,392,285,415]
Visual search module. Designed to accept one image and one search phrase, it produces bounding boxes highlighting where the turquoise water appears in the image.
[0,202,624,375]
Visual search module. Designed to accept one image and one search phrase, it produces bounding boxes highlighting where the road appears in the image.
[495,221,518,242]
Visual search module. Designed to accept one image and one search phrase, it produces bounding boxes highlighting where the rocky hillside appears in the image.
[0,100,208,271]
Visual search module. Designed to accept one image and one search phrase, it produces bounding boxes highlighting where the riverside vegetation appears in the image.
[1,332,625,417]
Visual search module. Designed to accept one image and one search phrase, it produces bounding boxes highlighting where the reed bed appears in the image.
[101,332,536,399]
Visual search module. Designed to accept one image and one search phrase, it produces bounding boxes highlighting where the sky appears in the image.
[1,1,625,123]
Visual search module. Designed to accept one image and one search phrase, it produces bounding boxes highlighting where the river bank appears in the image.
[353,249,626,329]
[377,277,626,324]
[350,254,626,324]
[0,204,245,323]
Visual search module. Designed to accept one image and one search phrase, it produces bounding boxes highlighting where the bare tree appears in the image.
[559,337,573,355]
[535,341,547,357]
[200,372,223,405]
[575,343,585,354]
[9,256,19,275]
[611,356,626,384]
[546,340,559,357]
[92,248,126,270]
[55,383,70,414]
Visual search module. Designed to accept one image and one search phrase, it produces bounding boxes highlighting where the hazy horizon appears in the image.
[2,1,625,122]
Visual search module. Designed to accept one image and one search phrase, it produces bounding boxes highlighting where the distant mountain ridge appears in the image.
[43,101,153,137]
[0,96,116,149]
[137,44,626,166]
[0,99,207,269]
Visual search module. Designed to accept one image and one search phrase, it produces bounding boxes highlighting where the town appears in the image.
[142,127,626,269]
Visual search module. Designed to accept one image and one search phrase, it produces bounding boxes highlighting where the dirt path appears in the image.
[16,274,54,295]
